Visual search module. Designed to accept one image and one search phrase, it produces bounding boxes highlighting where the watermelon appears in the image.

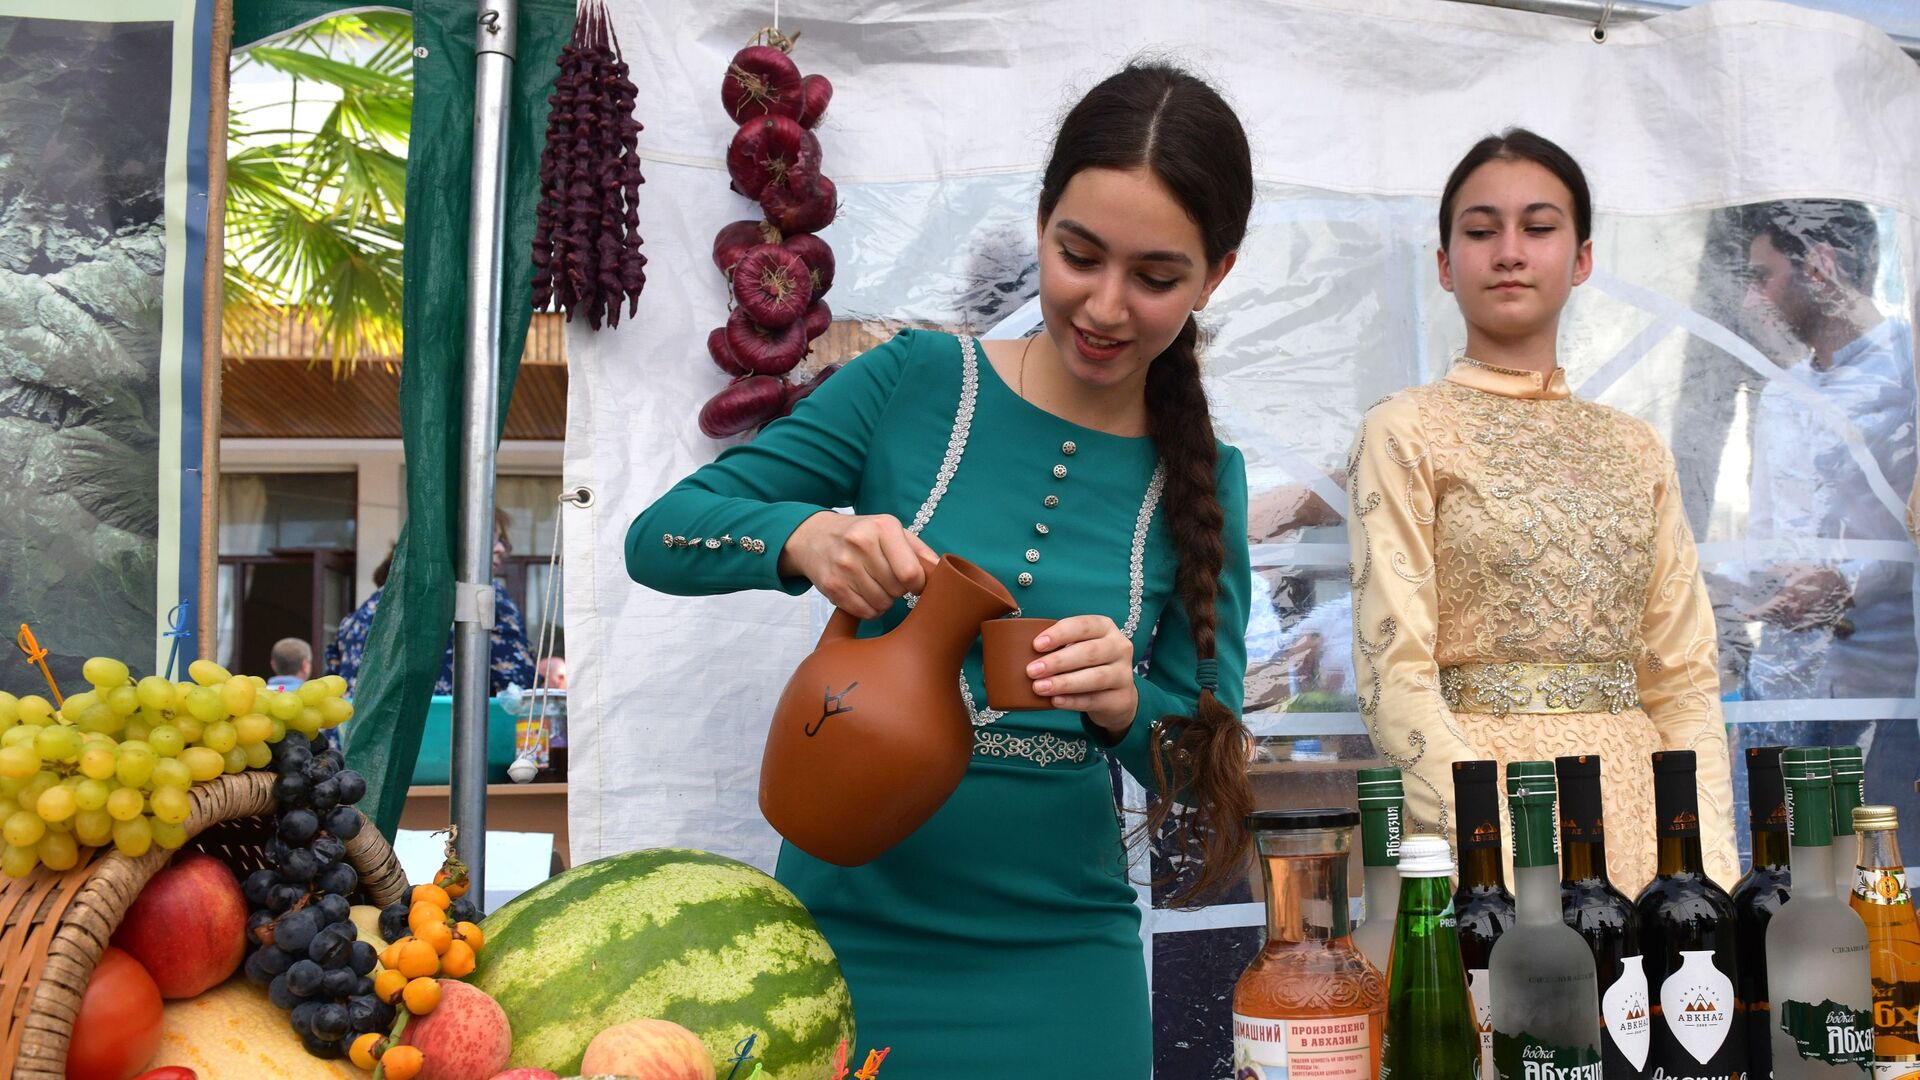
[471,848,854,1078]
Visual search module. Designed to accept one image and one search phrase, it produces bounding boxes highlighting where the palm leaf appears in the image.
[225,13,413,369]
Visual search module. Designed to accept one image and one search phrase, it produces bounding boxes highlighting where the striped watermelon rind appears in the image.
[472,848,854,1078]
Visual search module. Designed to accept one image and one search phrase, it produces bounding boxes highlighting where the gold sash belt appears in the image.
[1439,660,1640,716]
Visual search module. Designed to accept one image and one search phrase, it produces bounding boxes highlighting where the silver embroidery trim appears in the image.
[907,336,980,538]
[973,729,1089,767]
[1123,465,1166,641]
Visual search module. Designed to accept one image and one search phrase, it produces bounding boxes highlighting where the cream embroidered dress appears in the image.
[1347,358,1739,891]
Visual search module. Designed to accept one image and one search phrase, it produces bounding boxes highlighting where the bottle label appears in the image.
[1600,954,1651,1070]
[1361,802,1403,866]
[1867,1058,1920,1080]
[1658,950,1734,1064]
[1231,1012,1372,1078]
[1470,968,1495,1079]
[1780,998,1873,1065]
[1492,1031,1601,1079]
[1856,866,1912,905]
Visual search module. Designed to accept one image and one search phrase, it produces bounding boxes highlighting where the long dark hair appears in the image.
[1439,127,1592,250]
[1038,62,1254,907]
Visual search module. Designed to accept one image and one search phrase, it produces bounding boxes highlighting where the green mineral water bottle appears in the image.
[1379,834,1481,1079]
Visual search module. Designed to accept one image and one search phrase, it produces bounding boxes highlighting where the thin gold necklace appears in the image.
[1457,353,1547,379]
[1018,333,1037,398]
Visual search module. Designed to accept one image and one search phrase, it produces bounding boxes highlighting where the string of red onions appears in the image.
[699,28,841,439]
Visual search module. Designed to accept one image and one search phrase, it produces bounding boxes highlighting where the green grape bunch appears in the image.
[0,658,355,878]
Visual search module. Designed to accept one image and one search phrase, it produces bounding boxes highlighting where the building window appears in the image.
[495,475,563,661]
[217,473,357,675]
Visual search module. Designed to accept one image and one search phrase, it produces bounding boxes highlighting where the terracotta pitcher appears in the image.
[760,554,1016,866]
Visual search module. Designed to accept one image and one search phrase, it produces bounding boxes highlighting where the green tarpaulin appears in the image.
[234,0,576,836]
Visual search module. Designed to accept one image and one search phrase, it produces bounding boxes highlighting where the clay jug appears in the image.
[760,554,1016,866]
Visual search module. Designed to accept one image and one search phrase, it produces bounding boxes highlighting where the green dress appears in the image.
[625,329,1250,1078]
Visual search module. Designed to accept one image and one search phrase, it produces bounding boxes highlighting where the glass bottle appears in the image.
[1733,744,1792,1080]
[1849,803,1920,1079]
[1557,754,1649,1079]
[1353,767,1404,976]
[1831,746,1865,901]
[1456,759,1517,1080]
[1380,834,1481,1079]
[1766,747,1873,1076]
[1491,761,1602,1078]
[1232,808,1385,1079]
[1635,749,1744,1080]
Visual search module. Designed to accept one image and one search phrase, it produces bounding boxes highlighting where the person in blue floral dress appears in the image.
[326,511,536,695]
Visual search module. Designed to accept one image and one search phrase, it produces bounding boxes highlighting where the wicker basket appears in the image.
[0,768,409,1078]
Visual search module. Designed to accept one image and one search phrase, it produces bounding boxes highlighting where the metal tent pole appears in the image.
[453,0,517,906]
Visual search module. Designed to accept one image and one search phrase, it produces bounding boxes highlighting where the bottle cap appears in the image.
[1782,746,1832,782]
[1357,767,1404,806]
[1454,759,1503,851]
[1555,754,1600,779]
[1506,760,1556,790]
[1556,755,1605,843]
[1396,834,1454,877]
[1782,747,1836,849]
[1746,746,1788,833]
[1651,749,1697,774]
[1832,746,1864,778]
[1854,804,1899,831]
[1652,750,1702,836]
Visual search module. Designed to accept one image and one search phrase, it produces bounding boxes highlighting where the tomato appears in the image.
[65,946,163,1080]
[131,1071,197,1080]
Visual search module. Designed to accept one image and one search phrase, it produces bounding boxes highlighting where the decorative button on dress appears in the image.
[626,329,1251,1079]
[1346,359,1739,892]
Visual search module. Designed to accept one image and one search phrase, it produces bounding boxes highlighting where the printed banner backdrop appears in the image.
[563,1,1920,1074]
[0,0,210,693]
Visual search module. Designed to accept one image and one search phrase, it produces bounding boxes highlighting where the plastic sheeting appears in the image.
[564,1,1920,1073]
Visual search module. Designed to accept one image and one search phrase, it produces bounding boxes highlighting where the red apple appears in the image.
[581,1018,715,1080]
[401,979,513,1080]
[487,1072,559,1080]
[109,851,247,998]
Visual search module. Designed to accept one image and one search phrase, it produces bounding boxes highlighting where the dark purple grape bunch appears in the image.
[239,734,387,1059]
[532,0,647,329]
[699,29,842,440]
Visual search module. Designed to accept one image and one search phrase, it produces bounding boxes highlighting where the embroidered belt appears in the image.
[972,729,1091,768]
[1439,660,1640,716]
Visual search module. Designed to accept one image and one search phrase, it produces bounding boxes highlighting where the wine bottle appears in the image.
[1456,759,1517,1080]
[1732,744,1791,1080]
[1491,761,1602,1078]
[1557,754,1650,1078]
[1635,749,1743,1080]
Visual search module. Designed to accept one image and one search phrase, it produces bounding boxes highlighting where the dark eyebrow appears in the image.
[1055,219,1194,267]
[1459,203,1567,219]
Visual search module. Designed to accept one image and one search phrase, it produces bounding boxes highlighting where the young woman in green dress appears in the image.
[626,62,1256,1077]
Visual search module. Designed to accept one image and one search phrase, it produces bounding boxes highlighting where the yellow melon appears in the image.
[149,974,363,1078]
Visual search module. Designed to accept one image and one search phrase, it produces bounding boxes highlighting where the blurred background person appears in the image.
[267,637,311,691]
